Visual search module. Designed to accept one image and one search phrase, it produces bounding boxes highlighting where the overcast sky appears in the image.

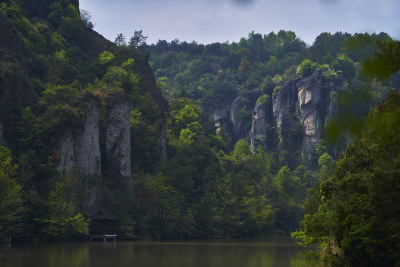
[79,0,400,45]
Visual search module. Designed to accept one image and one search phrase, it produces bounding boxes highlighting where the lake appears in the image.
[0,238,323,267]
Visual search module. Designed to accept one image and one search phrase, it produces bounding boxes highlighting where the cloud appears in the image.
[231,0,255,5]
[80,0,400,45]
[318,0,340,3]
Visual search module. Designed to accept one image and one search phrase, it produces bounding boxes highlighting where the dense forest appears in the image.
[0,0,399,265]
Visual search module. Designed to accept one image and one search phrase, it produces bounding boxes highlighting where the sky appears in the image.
[79,0,400,45]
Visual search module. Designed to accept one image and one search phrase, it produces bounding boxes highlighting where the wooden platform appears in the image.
[89,234,117,242]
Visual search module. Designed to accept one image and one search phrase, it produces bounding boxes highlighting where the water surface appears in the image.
[0,238,322,267]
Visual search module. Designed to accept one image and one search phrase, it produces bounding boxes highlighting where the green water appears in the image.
[0,238,323,267]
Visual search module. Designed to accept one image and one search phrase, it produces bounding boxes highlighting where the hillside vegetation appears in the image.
[0,1,400,265]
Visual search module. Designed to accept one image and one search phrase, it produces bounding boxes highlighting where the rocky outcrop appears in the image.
[250,102,268,151]
[213,71,339,167]
[211,109,229,134]
[272,78,301,148]
[58,98,102,213]
[106,99,131,181]
[211,109,229,122]
[59,98,101,175]
[271,71,339,166]
[297,73,323,162]
[230,90,261,142]
[59,131,75,177]
[76,99,101,175]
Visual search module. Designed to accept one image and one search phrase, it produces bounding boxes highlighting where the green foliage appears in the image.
[0,146,26,239]
[232,139,252,157]
[295,91,400,266]
[80,9,93,29]
[41,171,89,240]
[256,94,270,104]
[272,86,281,97]
[297,59,318,77]
[149,30,307,110]
[39,82,85,134]
[128,30,148,49]
[2,0,398,244]
[331,54,356,80]
[114,33,126,46]
[97,51,115,65]
[364,38,400,80]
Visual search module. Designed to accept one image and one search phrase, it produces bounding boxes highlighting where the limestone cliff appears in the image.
[211,71,340,167]
[249,101,269,151]
[297,72,324,162]
[271,71,339,166]
[106,97,132,181]
[229,90,261,142]
[59,97,102,213]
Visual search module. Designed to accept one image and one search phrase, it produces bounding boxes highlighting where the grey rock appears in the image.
[230,89,261,142]
[59,130,75,177]
[272,78,301,148]
[211,109,229,122]
[250,102,268,151]
[106,101,132,180]
[76,99,101,176]
[297,73,323,163]
[58,98,102,214]
[159,122,167,161]
[271,71,339,166]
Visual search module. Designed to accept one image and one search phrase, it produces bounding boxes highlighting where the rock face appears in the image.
[230,90,261,142]
[59,131,75,177]
[250,102,268,151]
[159,122,167,161]
[106,100,131,181]
[76,99,101,175]
[59,98,101,175]
[211,109,229,135]
[59,98,102,213]
[297,73,323,162]
[272,71,338,165]
[272,78,301,148]
[213,71,339,167]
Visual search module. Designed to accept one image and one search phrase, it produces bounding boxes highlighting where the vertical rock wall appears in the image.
[106,101,131,180]
[271,71,338,166]
[59,130,75,177]
[58,98,102,214]
[272,78,301,148]
[250,102,268,151]
[230,90,261,142]
[297,73,323,162]
[75,99,101,175]
[215,71,339,167]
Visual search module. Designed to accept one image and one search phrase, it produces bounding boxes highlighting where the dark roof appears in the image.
[89,209,119,221]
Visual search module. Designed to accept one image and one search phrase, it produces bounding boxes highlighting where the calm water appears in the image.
[0,238,322,267]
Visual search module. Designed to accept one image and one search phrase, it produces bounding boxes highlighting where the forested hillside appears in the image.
[0,0,167,240]
[147,31,400,264]
[148,31,399,168]
[1,2,400,263]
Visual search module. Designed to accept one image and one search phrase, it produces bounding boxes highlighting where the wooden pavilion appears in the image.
[88,209,119,241]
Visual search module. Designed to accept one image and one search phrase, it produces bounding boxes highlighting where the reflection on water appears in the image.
[0,238,323,267]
